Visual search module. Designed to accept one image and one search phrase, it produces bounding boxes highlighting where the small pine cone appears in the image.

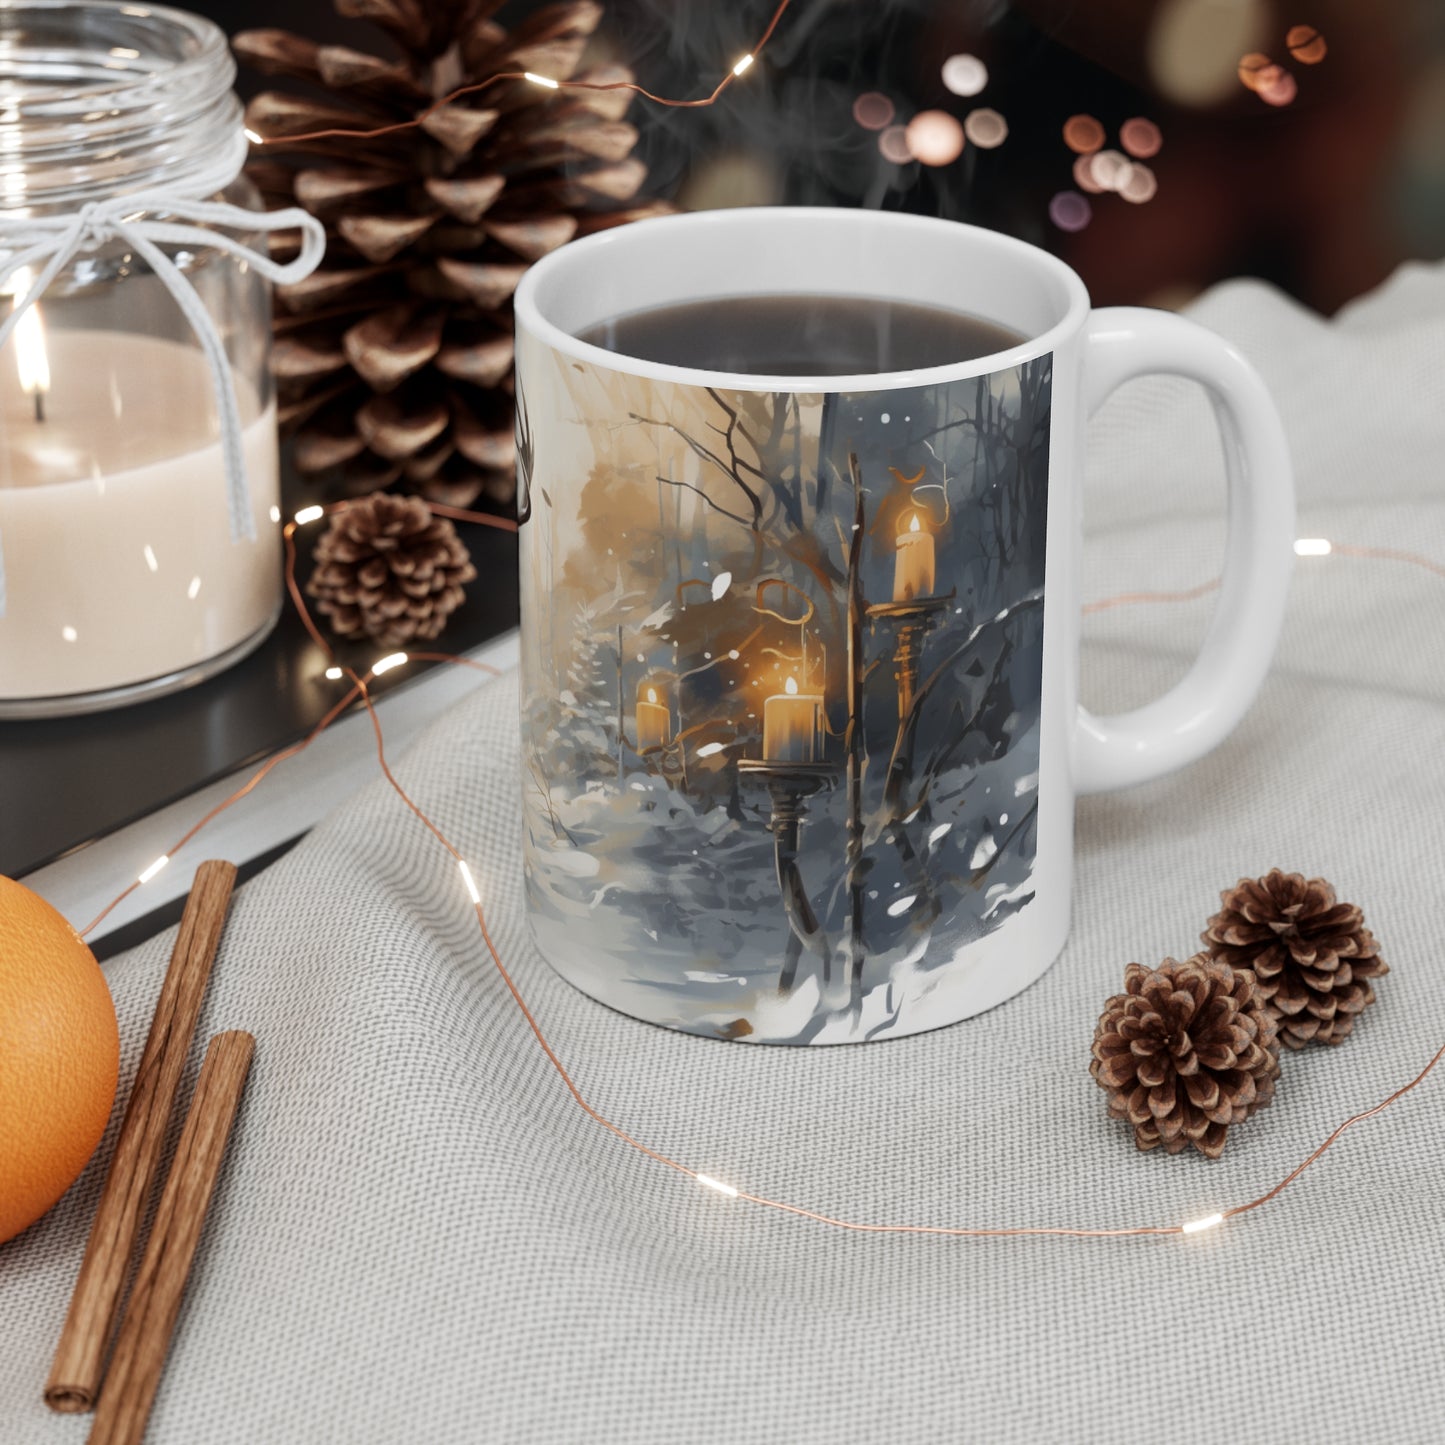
[307,493,476,647]
[1091,956,1281,1159]
[1202,870,1388,1050]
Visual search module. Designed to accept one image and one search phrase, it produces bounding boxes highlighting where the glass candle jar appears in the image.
[0,1,293,716]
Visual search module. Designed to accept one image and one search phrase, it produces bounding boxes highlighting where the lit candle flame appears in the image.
[7,267,50,420]
[646,686,657,704]
[785,676,798,696]
[908,512,922,534]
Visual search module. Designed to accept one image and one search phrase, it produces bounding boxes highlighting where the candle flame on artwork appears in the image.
[909,512,922,534]
[646,686,658,704]
[785,676,799,696]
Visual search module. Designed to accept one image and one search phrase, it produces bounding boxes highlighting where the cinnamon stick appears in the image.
[87,1032,255,1445]
[46,860,238,1413]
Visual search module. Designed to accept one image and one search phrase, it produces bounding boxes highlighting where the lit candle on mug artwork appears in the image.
[893,511,936,601]
[636,682,672,750]
[762,675,823,763]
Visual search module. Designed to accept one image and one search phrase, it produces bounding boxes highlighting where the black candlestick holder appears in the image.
[738,759,842,999]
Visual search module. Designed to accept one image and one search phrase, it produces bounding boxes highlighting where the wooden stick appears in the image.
[87,1032,255,1445]
[46,860,238,1413]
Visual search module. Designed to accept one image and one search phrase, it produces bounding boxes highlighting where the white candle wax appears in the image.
[762,678,823,762]
[893,513,936,601]
[636,699,671,750]
[0,330,280,701]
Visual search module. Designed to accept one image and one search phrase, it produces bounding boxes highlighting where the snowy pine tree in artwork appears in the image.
[518,341,1051,1044]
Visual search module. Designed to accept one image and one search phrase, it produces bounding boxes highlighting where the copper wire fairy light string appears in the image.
[75,506,522,937]
[77,499,1445,1241]
[249,0,796,148]
[17,0,1426,1242]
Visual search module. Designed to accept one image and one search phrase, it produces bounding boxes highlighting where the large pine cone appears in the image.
[235,0,668,510]
[1091,956,1281,1159]
[307,493,476,646]
[1202,870,1388,1049]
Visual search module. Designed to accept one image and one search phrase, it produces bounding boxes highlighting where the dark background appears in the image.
[206,0,1445,316]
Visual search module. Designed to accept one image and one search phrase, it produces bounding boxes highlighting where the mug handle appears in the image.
[1075,307,1295,794]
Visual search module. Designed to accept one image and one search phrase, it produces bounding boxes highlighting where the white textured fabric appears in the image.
[3,265,1444,1444]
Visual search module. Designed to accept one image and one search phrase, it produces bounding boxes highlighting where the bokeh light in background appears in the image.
[906,109,966,166]
[852,91,895,131]
[1237,52,1273,91]
[1118,164,1159,203]
[1287,24,1328,63]
[1257,66,1298,106]
[941,53,989,96]
[878,125,913,164]
[1087,148,1131,191]
[425,0,1444,315]
[1148,0,1269,106]
[1049,191,1092,232]
[963,108,1009,149]
[1119,118,1162,158]
[675,152,782,211]
[1073,154,1105,193]
[1063,114,1106,154]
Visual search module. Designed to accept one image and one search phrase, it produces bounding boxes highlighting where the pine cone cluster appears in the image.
[235,0,668,510]
[307,493,476,646]
[1202,870,1388,1049]
[1091,956,1281,1159]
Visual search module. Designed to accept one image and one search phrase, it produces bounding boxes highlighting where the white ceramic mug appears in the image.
[513,208,1293,1045]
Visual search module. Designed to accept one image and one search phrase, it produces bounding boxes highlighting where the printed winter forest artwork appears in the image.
[518,342,1051,1044]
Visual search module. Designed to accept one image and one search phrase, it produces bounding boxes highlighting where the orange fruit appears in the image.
[0,876,119,1245]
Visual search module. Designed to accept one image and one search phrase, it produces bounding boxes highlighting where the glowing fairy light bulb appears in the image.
[696,1173,739,1197]
[732,53,754,76]
[524,71,559,89]
[137,854,170,885]
[1181,1212,1224,1235]
[458,859,482,905]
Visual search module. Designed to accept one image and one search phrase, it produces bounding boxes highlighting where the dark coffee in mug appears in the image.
[578,294,1024,375]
